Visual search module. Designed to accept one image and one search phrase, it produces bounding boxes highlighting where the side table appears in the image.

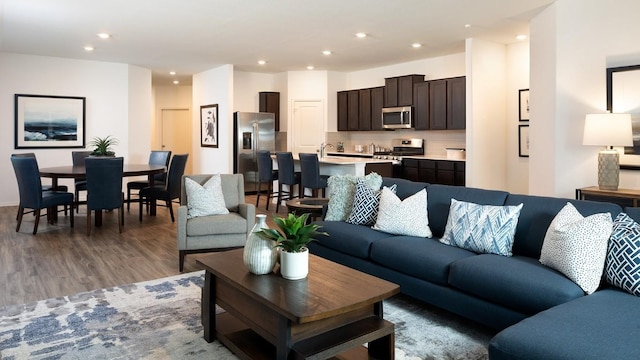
[576,186,640,207]
[285,197,329,221]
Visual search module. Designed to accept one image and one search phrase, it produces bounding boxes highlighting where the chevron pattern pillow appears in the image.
[346,180,396,226]
[606,212,640,297]
[440,199,523,256]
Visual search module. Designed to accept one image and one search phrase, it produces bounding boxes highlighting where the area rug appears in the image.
[0,271,493,360]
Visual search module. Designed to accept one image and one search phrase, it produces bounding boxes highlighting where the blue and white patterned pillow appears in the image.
[185,174,229,219]
[325,173,383,221]
[440,199,523,256]
[606,212,640,297]
[372,188,432,237]
[346,180,397,226]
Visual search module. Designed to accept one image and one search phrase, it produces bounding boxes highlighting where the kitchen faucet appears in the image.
[320,142,334,158]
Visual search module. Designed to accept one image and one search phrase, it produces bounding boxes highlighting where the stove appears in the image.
[372,138,424,162]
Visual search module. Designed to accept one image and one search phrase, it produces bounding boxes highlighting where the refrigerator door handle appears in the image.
[252,122,259,158]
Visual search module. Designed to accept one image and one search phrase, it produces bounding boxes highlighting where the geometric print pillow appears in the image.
[440,199,523,257]
[606,212,640,297]
[324,173,383,221]
[372,188,432,237]
[346,180,396,226]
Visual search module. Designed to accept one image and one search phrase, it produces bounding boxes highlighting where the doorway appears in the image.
[291,100,324,155]
[161,109,192,174]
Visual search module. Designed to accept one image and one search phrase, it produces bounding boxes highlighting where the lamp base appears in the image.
[598,149,620,191]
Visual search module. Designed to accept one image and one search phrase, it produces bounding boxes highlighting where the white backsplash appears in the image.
[326,130,465,156]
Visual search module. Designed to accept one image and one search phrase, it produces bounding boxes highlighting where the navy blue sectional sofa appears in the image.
[309,177,640,359]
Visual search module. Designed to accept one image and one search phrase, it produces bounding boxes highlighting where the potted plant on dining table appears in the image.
[89,135,118,156]
[258,213,328,280]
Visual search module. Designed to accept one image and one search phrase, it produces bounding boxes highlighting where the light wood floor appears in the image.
[0,194,280,308]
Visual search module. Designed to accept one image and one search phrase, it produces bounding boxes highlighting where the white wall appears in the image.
[233,71,279,112]
[285,71,329,149]
[192,64,234,174]
[127,65,153,164]
[0,53,145,206]
[506,42,530,194]
[152,85,192,150]
[530,0,640,198]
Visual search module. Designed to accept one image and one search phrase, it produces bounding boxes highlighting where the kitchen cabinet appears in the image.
[402,158,465,186]
[384,74,424,107]
[337,86,384,131]
[259,91,280,131]
[371,86,385,130]
[337,91,348,131]
[413,82,430,130]
[429,79,448,130]
[359,88,371,130]
[429,76,466,130]
[347,90,359,130]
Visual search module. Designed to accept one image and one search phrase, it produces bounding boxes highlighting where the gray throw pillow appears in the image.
[185,174,229,219]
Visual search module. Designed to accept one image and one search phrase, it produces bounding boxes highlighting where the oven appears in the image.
[372,138,424,177]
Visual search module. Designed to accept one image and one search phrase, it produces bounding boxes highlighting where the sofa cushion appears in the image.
[489,288,640,360]
[426,184,509,238]
[539,202,612,294]
[440,199,523,256]
[606,212,640,297]
[448,254,584,314]
[312,220,392,259]
[186,212,247,236]
[325,173,383,221]
[381,177,428,200]
[370,236,476,285]
[372,188,432,237]
[505,194,622,258]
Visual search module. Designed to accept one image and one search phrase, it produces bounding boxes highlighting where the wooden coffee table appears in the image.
[197,248,399,359]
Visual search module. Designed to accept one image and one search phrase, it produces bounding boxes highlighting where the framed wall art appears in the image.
[14,94,86,149]
[519,89,530,121]
[607,64,640,169]
[519,124,530,157]
[200,103,218,148]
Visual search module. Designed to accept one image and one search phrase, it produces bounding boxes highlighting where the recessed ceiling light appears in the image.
[411,43,422,48]
[464,24,471,28]
[84,46,94,51]
[258,60,266,65]
[516,34,527,41]
[173,80,180,85]
[355,32,367,38]
[97,33,110,39]
[307,66,314,70]
[169,71,176,75]
[322,50,332,55]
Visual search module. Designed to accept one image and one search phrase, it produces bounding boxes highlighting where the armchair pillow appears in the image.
[185,174,229,219]
[372,187,432,237]
[540,202,612,294]
[606,212,640,297]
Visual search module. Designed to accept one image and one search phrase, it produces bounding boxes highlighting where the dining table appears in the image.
[39,164,166,224]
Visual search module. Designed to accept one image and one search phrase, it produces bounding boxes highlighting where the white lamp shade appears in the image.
[583,113,633,147]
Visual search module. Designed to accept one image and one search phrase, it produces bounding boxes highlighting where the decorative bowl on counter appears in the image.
[446,148,466,160]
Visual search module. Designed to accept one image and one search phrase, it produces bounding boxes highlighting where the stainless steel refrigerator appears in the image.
[233,111,276,193]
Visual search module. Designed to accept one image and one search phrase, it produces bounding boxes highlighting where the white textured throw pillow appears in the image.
[185,175,229,219]
[372,188,432,237]
[539,202,613,294]
[440,199,523,256]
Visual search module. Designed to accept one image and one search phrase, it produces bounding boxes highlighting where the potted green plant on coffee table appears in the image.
[89,135,118,156]
[258,212,328,280]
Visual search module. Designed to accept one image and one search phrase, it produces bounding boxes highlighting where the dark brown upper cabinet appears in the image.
[371,86,385,130]
[413,82,430,130]
[447,77,466,130]
[429,79,448,130]
[259,91,280,131]
[384,75,424,107]
[337,91,348,131]
[359,88,372,130]
[347,90,359,131]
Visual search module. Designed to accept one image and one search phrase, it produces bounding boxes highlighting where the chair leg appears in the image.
[139,196,143,222]
[70,203,74,228]
[87,210,91,236]
[33,209,41,235]
[16,207,24,232]
[168,200,175,222]
[276,183,284,213]
[265,181,272,211]
[127,187,131,211]
[118,206,123,233]
[256,181,262,208]
[179,250,186,272]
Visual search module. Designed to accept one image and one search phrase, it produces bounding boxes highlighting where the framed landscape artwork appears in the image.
[14,94,86,149]
[519,124,530,157]
[607,64,640,169]
[519,89,530,121]
[200,103,218,148]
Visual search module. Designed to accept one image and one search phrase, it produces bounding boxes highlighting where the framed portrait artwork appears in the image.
[14,94,86,149]
[519,89,530,121]
[200,104,219,148]
[607,65,640,169]
[519,124,530,157]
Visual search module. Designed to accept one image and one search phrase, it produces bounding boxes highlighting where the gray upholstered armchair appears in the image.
[177,173,255,271]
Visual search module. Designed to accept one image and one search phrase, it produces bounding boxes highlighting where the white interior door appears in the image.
[292,100,324,155]
[161,109,192,175]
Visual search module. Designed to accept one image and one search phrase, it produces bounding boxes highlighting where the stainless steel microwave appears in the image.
[382,106,412,129]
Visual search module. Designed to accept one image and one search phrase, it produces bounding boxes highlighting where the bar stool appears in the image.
[299,153,329,198]
[256,150,278,210]
[275,152,301,213]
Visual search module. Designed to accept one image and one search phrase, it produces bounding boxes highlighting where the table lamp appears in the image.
[583,113,633,190]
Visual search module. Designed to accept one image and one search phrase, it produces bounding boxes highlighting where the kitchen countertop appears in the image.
[326,151,466,162]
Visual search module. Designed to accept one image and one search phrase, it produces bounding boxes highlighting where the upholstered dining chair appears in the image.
[177,173,255,272]
[126,150,171,211]
[275,152,301,213]
[11,156,74,234]
[299,152,329,198]
[85,157,124,235]
[256,150,278,210]
[71,150,92,212]
[139,154,188,222]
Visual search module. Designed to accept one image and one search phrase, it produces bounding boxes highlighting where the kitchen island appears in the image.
[273,155,394,177]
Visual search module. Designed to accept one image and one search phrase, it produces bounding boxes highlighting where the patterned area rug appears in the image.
[0,271,493,360]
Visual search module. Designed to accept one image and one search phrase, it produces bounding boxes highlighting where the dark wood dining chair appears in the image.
[139,154,188,222]
[85,157,124,235]
[256,150,278,210]
[11,156,74,234]
[72,150,92,213]
[126,150,171,211]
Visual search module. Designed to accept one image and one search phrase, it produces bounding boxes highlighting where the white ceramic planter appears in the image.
[280,248,309,280]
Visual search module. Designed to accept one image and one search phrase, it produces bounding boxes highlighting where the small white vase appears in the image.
[280,248,309,280]
[243,214,277,275]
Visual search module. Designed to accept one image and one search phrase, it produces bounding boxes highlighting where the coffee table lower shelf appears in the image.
[216,312,395,360]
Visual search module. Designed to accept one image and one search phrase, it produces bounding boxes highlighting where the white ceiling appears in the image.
[0,0,554,86]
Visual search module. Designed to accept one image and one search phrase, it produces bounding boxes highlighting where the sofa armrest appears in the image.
[238,203,256,236]
[177,205,188,249]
